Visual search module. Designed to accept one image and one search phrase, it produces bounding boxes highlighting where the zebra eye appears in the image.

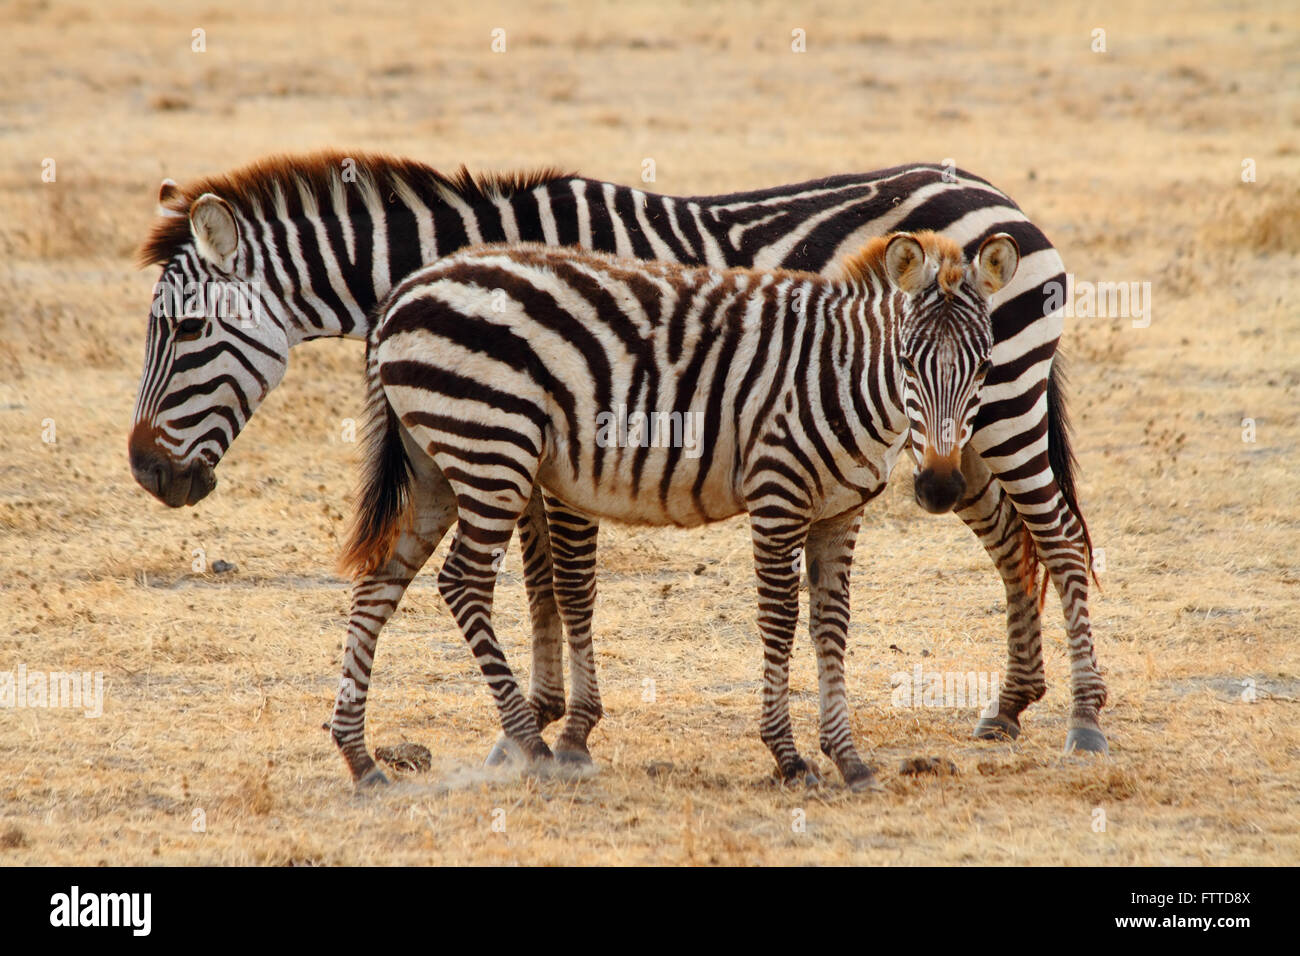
[175,317,206,340]
[900,356,917,375]
[976,359,992,378]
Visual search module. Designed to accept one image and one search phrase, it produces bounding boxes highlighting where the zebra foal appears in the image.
[340,230,1020,788]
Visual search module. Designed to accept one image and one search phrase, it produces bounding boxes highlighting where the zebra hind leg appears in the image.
[546,497,603,766]
[330,471,455,787]
[953,447,1046,742]
[1020,492,1108,755]
[1043,510,1108,755]
[436,481,552,766]
[483,487,568,767]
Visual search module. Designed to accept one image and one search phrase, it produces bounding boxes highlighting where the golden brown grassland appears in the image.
[0,0,1297,865]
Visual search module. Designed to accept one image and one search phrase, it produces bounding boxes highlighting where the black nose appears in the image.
[128,424,216,507]
[914,467,966,514]
[129,431,171,499]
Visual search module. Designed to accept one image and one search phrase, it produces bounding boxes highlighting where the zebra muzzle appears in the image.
[913,465,966,514]
[128,426,217,508]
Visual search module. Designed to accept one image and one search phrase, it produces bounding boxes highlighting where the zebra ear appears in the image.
[973,233,1019,297]
[156,179,184,218]
[189,193,240,271]
[884,234,927,294]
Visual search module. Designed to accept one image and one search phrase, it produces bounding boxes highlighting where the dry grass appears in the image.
[0,0,1297,865]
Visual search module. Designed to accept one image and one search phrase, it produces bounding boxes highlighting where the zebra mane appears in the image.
[137,150,574,267]
[838,230,967,294]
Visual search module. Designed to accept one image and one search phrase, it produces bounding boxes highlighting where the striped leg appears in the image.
[805,510,877,790]
[954,447,1046,741]
[334,488,566,778]
[975,370,1107,752]
[436,480,551,763]
[330,471,456,786]
[988,449,1108,753]
[751,516,818,785]
[517,489,569,725]
[1023,493,1107,753]
[546,496,603,764]
[483,488,569,766]
[483,489,569,764]
[485,493,601,767]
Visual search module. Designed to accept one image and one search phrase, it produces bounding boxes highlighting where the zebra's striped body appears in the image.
[127,153,1105,786]
[342,233,1019,787]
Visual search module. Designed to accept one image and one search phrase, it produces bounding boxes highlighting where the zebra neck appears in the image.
[247,176,461,347]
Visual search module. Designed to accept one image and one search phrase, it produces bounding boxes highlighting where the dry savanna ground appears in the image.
[0,1,1297,865]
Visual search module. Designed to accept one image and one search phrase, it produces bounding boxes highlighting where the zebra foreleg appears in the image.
[954,447,1046,742]
[805,510,878,791]
[751,516,819,786]
[330,493,453,787]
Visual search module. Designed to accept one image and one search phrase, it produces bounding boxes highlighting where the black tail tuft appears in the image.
[339,343,412,578]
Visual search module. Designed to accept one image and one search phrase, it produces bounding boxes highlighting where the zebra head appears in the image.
[886,231,1019,514]
[129,181,290,507]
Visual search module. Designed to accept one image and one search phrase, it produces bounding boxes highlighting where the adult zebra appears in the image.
[341,232,1021,789]
[127,152,1105,785]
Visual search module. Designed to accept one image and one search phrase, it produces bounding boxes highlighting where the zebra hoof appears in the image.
[552,747,598,780]
[483,736,515,767]
[356,766,390,789]
[973,715,1020,741]
[555,747,594,767]
[845,768,882,793]
[780,762,822,789]
[1064,727,1109,755]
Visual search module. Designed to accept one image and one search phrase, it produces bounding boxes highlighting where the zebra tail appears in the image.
[1045,355,1100,591]
[339,348,413,579]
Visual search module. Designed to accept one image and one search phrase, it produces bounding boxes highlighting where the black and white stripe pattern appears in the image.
[342,232,1019,788]
[126,152,1105,785]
